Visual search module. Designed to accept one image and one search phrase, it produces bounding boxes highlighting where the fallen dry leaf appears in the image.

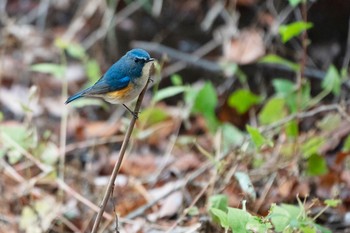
[223,28,265,64]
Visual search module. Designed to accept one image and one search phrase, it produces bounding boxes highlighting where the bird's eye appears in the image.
[134,58,140,63]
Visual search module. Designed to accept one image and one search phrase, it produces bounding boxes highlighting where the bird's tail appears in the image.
[65,87,90,104]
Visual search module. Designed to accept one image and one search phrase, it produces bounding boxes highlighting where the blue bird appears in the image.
[65,48,154,117]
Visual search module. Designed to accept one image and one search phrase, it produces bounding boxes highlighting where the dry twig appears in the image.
[91,76,152,233]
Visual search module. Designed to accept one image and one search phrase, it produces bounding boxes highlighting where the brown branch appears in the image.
[91,75,152,233]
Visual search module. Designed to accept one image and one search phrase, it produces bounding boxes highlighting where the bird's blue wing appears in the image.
[84,75,131,95]
[65,75,131,104]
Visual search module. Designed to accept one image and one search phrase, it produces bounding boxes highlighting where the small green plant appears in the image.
[208,195,272,233]
[208,194,338,233]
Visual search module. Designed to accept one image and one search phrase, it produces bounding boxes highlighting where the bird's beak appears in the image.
[147,58,155,63]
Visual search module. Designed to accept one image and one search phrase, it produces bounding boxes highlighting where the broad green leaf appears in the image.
[322,65,341,96]
[228,89,261,114]
[1,124,32,150]
[85,59,101,84]
[279,21,313,43]
[153,86,187,103]
[301,137,325,159]
[31,63,65,78]
[260,55,299,72]
[139,107,169,125]
[288,0,303,7]
[324,199,341,208]
[192,82,219,132]
[280,204,302,220]
[227,207,250,232]
[246,125,273,149]
[170,74,183,86]
[269,204,293,232]
[66,43,86,59]
[208,194,228,212]
[306,154,328,176]
[234,172,256,200]
[259,97,286,125]
[192,82,217,114]
[210,208,229,229]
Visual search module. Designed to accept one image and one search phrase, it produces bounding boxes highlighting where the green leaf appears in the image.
[260,55,299,72]
[1,124,32,150]
[288,0,303,7]
[192,82,219,132]
[342,135,350,151]
[153,86,187,103]
[259,97,286,125]
[234,172,256,200]
[301,137,325,159]
[8,149,23,164]
[221,123,245,153]
[306,154,328,176]
[228,89,261,114]
[247,216,272,232]
[324,199,341,208]
[273,79,311,113]
[273,79,296,96]
[316,113,341,131]
[301,225,317,233]
[66,43,86,59]
[279,21,313,43]
[285,119,299,138]
[246,125,273,149]
[210,208,229,229]
[208,194,228,212]
[227,207,250,232]
[170,74,183,86]
[322,65,341,96]
[31,63,65,78]
[269,204,303,232]
[269,204,291,232]
[186,206,199,216]
[139,107,169,125]
[85,59,101,84]
[54,38,69,49]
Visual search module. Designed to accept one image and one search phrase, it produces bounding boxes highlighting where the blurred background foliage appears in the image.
[0,0,350,232]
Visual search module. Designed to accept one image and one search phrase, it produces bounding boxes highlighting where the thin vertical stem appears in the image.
[91,76,152,233]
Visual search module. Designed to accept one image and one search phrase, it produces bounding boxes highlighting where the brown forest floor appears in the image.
[1,0,350,232]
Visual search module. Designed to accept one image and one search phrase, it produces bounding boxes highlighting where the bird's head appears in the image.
[123,49,154,78]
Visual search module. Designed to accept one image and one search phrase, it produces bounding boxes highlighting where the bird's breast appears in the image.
[103,61,154,104]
